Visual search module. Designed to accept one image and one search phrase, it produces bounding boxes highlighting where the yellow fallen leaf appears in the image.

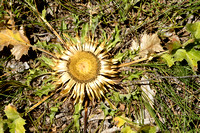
[139,33,164,58]
[114,116,126,127]
[0,28,31,60]
[114,115,132,127]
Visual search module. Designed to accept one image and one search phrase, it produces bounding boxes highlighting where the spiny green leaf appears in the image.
[39,55,55,68]
[35,83,56,97]
[25,68,49,86]
[73,103,83,131]
[50,107,59,124]
[107,26,121,49]
[100,103,117,117]
[110,90,140,103]
[119,93,131,102]
[110,91,121,103]
[127,71,144,80]
[173,49,185,61]
[114,51,129,62]
[81,23,89,39]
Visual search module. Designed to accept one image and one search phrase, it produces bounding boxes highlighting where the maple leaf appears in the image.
[0,29,31,60]
[139,33,164,57]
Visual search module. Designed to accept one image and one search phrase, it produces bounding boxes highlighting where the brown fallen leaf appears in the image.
[0,28,31,60]
[139,33,164,58]
[166,35,182,53]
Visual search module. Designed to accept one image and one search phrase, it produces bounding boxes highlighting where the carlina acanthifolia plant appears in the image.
[52,36,118,104]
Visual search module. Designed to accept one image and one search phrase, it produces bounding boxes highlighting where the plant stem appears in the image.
[118,51,168,67]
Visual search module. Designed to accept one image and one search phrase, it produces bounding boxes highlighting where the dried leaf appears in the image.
[166,35,182,52]
[0,29,31,60]
[130,39,139,51]
[139,33,164,57]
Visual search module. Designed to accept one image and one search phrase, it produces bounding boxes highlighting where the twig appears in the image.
[118,51,168,68]
[26,92,54,114]
[84,100,88,133]
[30,45,58,59]
[118,57,148,67]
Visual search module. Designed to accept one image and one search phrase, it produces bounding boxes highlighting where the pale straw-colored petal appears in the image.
[89,43,96,53]
[90,81,101,100]
[86,84,93,100]
[75,42,82,51]
[79,83,85,103]
[86,83,95,100]
[94,41,105,55]
[60,54,70,61]
[60,72,71,84]
[95,77,109,92]
[56,61,67,71]
[60,79,76,95]
[84,43,90,51]
[72,83,80,99]
[64,79,76,90]
[69,45,78,54]
[98,75,115,85]
[64,49,73,56]
[97,52,108,60]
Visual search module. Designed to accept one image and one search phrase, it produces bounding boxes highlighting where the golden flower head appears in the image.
[53,36,118,104]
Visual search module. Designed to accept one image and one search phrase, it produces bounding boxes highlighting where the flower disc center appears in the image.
[68,51,100,83]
